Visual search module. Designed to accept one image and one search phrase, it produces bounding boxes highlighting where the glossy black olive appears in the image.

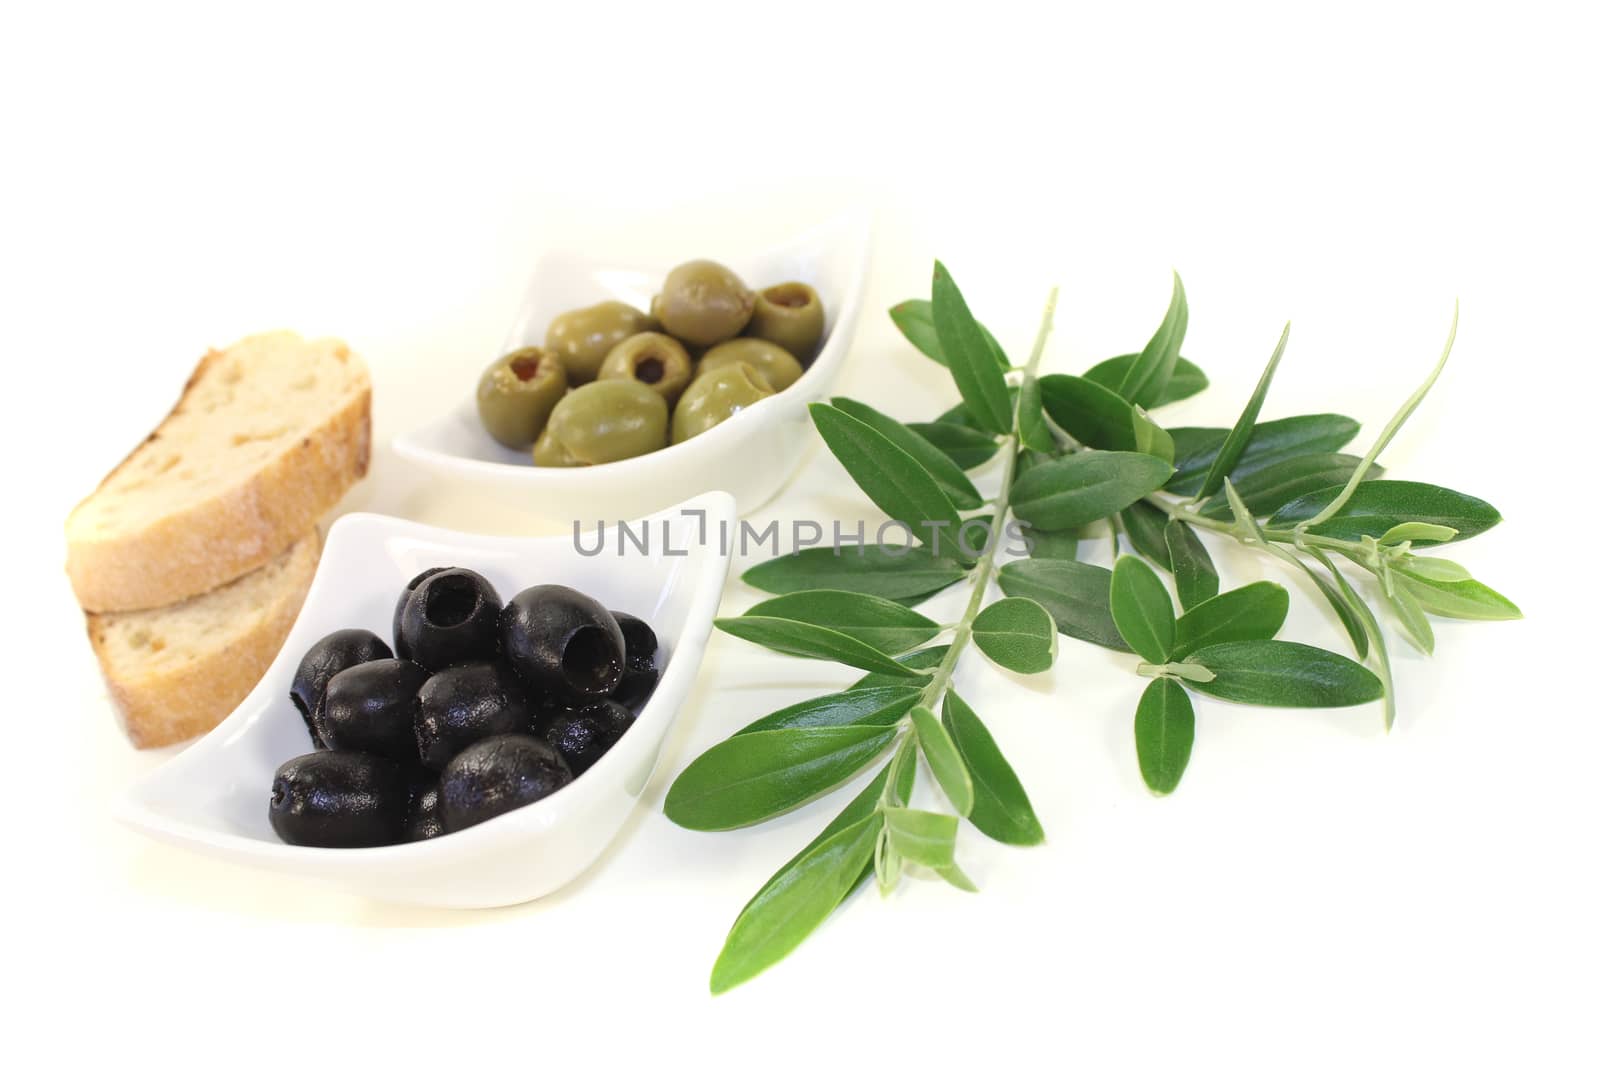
[407,779,447,841]
[269,751,409,848]
[320,659,431,763]
[500,584,625,701]
[610,610,659,673]
[392,567,449,659]
[289,629,392,749]
[542,699,634,775]
[398,568,503,671]
[439,735,572,832]
[415,662,536,771]
[612,663,659,714]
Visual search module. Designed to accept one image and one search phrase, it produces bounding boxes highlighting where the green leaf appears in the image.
[883,807,959,869]
[1135,678,1195,796]
[931,262,1014,434]
[1196,453,1380,519]
[1183,640,1384,707]
[744,591,941,656]
[737,686,922,735]
[911,704,974,816]
[998,559,1129,651]
[1084,353,1209,408]
[809,403,964,544]
[1027,527,1080,561]
[1111,556,1176,665]
[1311,550,1395,729]
[1170,581,1290,659]
[709,811,882,994]
[1391,571,1522,620]
[1378,522,1458,547]
[1167,414,1360,496]
[1017,378,1055,452]
[1269,480,1502,543]
[1164,521,1219,610]
[848,645,949,691]
[830,397,984,510]
[1394,556,1471,582]
[1387,583,1436,654]
[889,299,1009,371]
[971,596,1057,674]
[908,421,1000,470]
[1011,451,1174,531]
[1036,374,1175,460]
[715,616,927,676]
[1120,500,1173,569]
[1116,271,1189,408]
[666,726,898,831]
[942,691,1044,846]
[744,546,968,602]
[1197,322,1292,499]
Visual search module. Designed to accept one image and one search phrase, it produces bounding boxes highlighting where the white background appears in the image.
[3,2,1595,1062]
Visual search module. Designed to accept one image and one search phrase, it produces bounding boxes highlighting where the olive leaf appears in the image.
[1011,451,1174,531]
[714,616,927,676]
[1164,520,1219,610]
[971,596,1057,674]
[912,704,974,817]
[1084,353,1209,408]
[931,261,1014,434]
[1196,453,1380,520]
[998,558,1129,651]
[1036,373,1175,460]
[743,546,967,603]
[1182,640,1384,707]
[809,403,964,543]
[1135,677,1196,795]
[665,725,899,831]
[1391,571,1522,620]
[1027,527,1081,561]
[737,686,923,735]
[1387,582,1436,654]
[1116,271,1189,409]
[849,645,949,691]
[890,299,1009,372]
[909,421,1001,470]
[1197,321,1292,499]
[1270,480,1502,543]
[744,590,942,655]
[1017,378,1055,452]
[1120,499,1173,570]
[1167,413,1360,496]
[883,808,959,869]
[831,397,984,510]
[943,691,1044,846]
[1169,581,1290,659]
[1110,555,1176,665]
[1309,549,1396,729]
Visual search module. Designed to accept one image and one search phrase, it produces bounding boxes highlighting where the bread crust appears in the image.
[87,535,322,749]
[65,335,371,612]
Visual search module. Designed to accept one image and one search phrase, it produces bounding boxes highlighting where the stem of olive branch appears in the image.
[880,288,1060,802]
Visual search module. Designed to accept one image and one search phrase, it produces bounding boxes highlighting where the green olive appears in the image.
[697,338,805,392]
[598,332,693,405]
[544,301,654,384]
[745,281,826,363]
[653,260,755,347]
[533,379,669,466]
[671,363,775,444]
[476,347,569,449]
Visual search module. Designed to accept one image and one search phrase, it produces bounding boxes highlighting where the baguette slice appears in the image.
[88,535,321,748]
[66,331,370,612]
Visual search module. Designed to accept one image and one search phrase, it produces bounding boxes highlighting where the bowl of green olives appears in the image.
[116,491,735,908]
[394,209,870,521]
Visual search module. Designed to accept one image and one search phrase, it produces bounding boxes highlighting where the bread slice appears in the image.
[87,535,321,748]
[65,331,370,612]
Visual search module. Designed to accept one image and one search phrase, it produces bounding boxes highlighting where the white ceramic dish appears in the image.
[393,208,872,520]
[117,492,734,908]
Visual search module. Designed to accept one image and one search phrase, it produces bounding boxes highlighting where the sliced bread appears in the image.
[87,534,322,748]
[65,331,371,612]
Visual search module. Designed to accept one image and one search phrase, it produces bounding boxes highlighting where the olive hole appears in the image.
[424,576,479,628]
[510,354,542,381]
[562,626,620,693]
[635,356,666,384]
[767,284,811,309]
[270,783,286,808]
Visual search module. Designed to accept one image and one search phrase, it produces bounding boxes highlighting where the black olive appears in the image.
[407,779,447,841]
[320,659,431,762]
[289,629,392,749]
[397,568,503,671]
[269,751,409,848]
[392,567,449,659]
[610,610,659,673]
[542,699,634,775]
[500,584,625,701]
[440,734,572,832]
[415,662,535,771]
[612,664,659,715]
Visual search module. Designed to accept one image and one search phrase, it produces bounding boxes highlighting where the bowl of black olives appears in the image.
[118,492,734,908]
[393,207,871,522]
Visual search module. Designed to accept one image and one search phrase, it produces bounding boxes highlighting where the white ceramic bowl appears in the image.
[393,208,872,521]
[117,492,734,908]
